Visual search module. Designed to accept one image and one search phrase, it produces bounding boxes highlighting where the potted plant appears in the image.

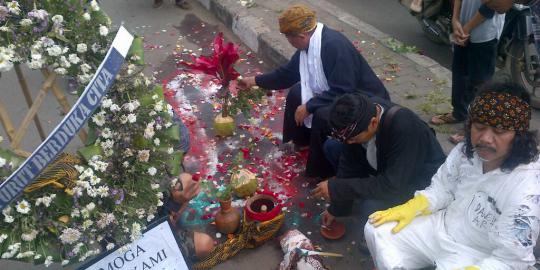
[181,32,240,137]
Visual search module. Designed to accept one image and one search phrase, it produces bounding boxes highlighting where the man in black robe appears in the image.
[312,93,446,234]
[239,4,389,179]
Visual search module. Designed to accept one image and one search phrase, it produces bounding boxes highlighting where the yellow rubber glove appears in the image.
[369,194,431,234]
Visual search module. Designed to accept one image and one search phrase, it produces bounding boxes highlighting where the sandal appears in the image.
[175,0,192,9]
[448,133,465,144]
[430,113,462,125]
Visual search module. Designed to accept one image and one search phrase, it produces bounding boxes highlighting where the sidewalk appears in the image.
[195,0,462,153]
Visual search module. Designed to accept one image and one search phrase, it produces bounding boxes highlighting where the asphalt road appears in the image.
[332,0,454,69]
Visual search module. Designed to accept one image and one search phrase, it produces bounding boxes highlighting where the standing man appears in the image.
[239,4,389,179]
[483,0,540,56]
[311,93,445,235]
[365,83,539,269]
[430,0,505,144]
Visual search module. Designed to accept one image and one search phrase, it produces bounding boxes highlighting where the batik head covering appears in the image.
[278,4,317,35]
[469,91,531,131]
[330,94,376,142]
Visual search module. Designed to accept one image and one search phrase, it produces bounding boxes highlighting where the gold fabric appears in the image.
[24,153,81,194]
[278,4,317,35]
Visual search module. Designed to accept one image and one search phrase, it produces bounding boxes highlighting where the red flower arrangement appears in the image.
[181,32,240,117]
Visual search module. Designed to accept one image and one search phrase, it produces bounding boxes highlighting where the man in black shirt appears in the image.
[312,94,446,233]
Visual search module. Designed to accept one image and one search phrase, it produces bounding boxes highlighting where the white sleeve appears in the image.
[477,172,540,270]
[417,144,463,212]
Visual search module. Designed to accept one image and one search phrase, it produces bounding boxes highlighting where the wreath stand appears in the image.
[0,64,87,157]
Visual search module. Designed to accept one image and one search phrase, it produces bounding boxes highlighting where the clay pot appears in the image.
[215,198,241,234]
[244,192,282,222]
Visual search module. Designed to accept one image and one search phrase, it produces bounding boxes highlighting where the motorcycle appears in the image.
[498,4,540,108]
[399,0,540,108]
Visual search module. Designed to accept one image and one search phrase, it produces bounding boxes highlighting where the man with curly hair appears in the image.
[365,83,540,269]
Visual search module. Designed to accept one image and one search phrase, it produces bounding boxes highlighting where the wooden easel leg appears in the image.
[41,68,88,144]
[14,64,47,140]
[10,72,57,149]
[0,100,15,142]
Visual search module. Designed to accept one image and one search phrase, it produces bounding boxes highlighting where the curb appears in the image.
[195,0,451,85]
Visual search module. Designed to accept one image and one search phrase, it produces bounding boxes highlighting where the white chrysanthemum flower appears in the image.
[4,215,14,223]
[54,67,67,75]
[44,256,53,267]
[0,158,6,167]
[68,54,80,64]
[138,150,150,162]
[78,73,92,83]
[16,200,31,214]
[130,223,142,241]
[154,101,164,112]
[144,122,155,139]
[122,161,129,168]
[110,104,120,112]
[120,115,128,124]
[59,228,81,244]
[148,167,157,176]
[99,25,108,36]
[89,175,101,185]
[106,243,115,251]
[80,63,91,73]
[90,0,100,11]
[153,138,160,146]
[83,12,91,21]
[51,14,63,24]
[20,19,32,27]
[61,259,69,266]
[127,113,137,123]
[164,122,173,128]
[0,234,7,243]
[0,26,10,32]
[148,110,157,117]
[151,183,160,190]
[101,128,112,139]
[76,43,87,53]
[92,112,106,126]
[82,219,93,230]
[91,43,101,53]
[21,230,38,241]
[86,202,96,211]
[97,186,109,198]
[7,1,20,15]
[100,139,114,150]
[46,45,62,56]
[16,250,35,259]
[59,55,71,68]
[101,98,112,108]
[167,147,174,154]
[70,209,80,218]
[147,214,155,222]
